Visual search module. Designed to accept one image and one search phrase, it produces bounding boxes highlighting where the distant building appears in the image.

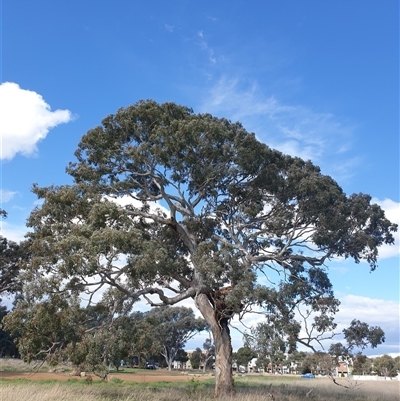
[335,361,350,377]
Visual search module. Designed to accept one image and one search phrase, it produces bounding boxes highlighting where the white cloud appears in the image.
[335,295,399,330]
[105,194,169,218]
[0,82,73,160]
[372,198,400,259]
[0,189,18,203]
[333,295,400,355]
[164,24,174,32]
[0,220,28,242]
[285,294,400,355]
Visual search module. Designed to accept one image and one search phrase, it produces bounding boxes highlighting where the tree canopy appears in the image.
[0,210,30,296]
[19,100,397,397]
[233,346,256,370]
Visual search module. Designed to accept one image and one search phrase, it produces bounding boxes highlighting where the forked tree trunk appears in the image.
[162,346,173,371]
[195,293,235,397]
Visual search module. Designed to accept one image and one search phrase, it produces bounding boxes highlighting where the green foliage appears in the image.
[186,377,204,398]
[190,348,202,369]
[0,210,30,296]
[27,100,397,305]
[394,355,400,372]
[3,294,85,364]
[328,319,385,364]
[301,352,336,375]
[343,319,385,350]
[246,321,293,372]
[200,337,215,370]
[0,304,19,357]
[145,306,206,370]
[233,347,256,369]
[110,377,123,384]
[352,353,373,375]
[373,354,398,377]
[174,349,189,363]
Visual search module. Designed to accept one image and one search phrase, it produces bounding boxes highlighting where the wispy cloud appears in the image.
[336,294,399,329]
[0,82,73,160]
[197,31,217,64]
[0,189,18,203]
[200,77,357,179]
[164,24,174,32]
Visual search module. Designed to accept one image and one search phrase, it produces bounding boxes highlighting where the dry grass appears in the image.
[0,360,399,401]
[0,358,69,373]
[1,378,399,401]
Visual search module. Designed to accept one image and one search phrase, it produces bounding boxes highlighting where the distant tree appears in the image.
[287,351,308,374]
[373,354,398,377]
[246,321,288,373]
[302,352,334,375]
[126,311,160,367]
[201,337,215,371]
[300,354,313,374]
[254,354,268,372]
[174,348,189,366]
[394,355,400,373]
[145,306,206,370]
[352,353,373,375]
[22,100,397,397]
[190,347,202,369]
[233,346,256,370]
[0,304,19,357]
[3,289,149,374]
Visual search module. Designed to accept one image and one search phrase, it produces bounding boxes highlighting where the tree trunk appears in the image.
[212,318,235,397]
[195,293,235,397]
[162,346,173,371]
[167,357,173,371]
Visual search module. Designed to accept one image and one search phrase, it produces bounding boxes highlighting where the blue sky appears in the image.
[1,1,399,355]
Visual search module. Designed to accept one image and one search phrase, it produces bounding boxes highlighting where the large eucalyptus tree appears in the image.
[25,100,396,396]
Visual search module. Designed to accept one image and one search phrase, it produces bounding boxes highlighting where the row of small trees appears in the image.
[221,346,400,378]
[352,353,400,377]
[0,290,205,378]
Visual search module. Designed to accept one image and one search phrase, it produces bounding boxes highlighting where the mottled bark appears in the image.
[212,318,235,397]
[195,293,235,397]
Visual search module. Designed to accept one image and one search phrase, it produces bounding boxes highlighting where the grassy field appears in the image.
[1,359,399,401]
